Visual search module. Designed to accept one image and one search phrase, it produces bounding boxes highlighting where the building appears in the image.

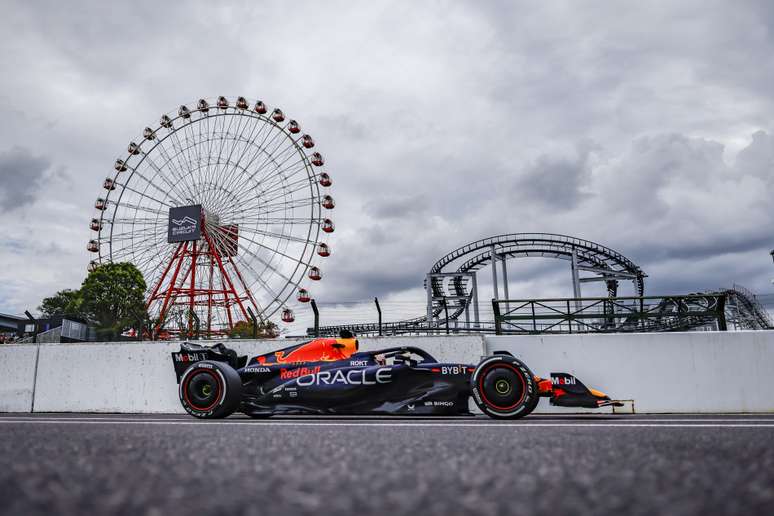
[0,312,27,342]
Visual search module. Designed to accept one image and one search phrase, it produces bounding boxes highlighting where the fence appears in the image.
[492,294,727,335]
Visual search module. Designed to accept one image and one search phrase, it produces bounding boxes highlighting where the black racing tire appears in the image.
[524,387,541,415]
[179,360,242,419]
[470,355,539,419]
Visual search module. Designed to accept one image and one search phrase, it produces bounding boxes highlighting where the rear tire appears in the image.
[524,387,541,415]
[179,360,242,419]
[471,355,538,419]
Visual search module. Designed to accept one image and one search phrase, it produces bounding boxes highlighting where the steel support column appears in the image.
[471,272,480,327]
[491,245,499,301]
[501,254,509,312]
[426,274,433,333]
[570,249,582,311]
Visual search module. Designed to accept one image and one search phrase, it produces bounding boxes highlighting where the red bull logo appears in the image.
[280,366,321,380]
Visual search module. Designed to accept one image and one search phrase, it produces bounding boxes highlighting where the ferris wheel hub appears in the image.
[202,207,220,227]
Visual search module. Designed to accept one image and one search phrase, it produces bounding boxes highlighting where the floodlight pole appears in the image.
[374,297,382,336]
[24,311,37,343]
[247,306,258,339]
[311,299,320,337]
[190,311,200,340]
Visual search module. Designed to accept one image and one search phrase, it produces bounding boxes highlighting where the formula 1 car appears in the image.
[171,333,621,419]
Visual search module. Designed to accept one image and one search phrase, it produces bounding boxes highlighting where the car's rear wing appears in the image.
[171,342,247,383]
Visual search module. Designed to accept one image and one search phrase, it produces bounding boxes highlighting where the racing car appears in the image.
[171,331,621,419]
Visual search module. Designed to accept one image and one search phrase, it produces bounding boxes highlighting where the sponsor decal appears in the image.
[296,367,392,387]
[244,367,271,374]
[424,400,454,407]
[439,365,467,375]
[168,204,202,243]
[407,404,415,411]
[349,360,369,367]
[280,366,321,380]
[174,352,207,363]
[552,376,576,386]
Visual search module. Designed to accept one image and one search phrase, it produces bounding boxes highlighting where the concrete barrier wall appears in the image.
[34,340,187,413]
[2,332,772,413]
[0,343,39,412]
[485,331,774,413]
[27,335,485,414]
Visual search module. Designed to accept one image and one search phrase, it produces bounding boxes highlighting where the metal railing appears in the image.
[492,294,727,335]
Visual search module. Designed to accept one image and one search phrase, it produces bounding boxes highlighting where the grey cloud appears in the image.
[591,133,729,219]
[735,130,774,182]
[1,1,774,320]
[514,143,595,209]
[365,195,429,220]
[0,146,50,211]
[330,127,774,309]
[633,233,772,263]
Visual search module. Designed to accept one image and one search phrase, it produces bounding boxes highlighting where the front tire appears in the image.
[470,355,538,419]
[179,361,242,419]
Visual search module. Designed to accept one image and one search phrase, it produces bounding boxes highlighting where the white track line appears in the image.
[2,416,774,423]
[0,416,774,426]
[1,419,773,428]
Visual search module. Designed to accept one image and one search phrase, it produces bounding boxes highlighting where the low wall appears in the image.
[28,335,485,414]
[485,331,774,413]
[0,343,39,412]
[1,331,772,414]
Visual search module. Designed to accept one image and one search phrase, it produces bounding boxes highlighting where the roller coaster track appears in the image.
[312,234,770,336]
[430,233,646,323]
[723,284,773,330]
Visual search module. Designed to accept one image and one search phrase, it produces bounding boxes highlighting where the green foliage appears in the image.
[36,262,148,341]
[38,289,83,318]
[228,319,279,339]
[79,262,148,341]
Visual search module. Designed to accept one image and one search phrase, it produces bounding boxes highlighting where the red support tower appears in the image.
[146,210,251,338]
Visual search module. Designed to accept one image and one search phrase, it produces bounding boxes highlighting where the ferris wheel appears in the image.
[87,96,335,336]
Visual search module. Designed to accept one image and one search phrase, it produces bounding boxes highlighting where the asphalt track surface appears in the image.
[1,414,774,516]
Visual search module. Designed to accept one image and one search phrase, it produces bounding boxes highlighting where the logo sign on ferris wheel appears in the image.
[168,204,202,243]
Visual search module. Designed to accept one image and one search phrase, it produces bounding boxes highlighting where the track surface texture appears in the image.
[1,414,773,516]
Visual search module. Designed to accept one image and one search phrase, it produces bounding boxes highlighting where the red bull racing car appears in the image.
[172,332,621,419]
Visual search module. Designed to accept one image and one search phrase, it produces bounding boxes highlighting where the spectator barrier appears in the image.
[0,331,772,414]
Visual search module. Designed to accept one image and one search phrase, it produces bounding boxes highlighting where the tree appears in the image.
[38,289,83,318]
[229,319,279,339]
[79,262,148,341]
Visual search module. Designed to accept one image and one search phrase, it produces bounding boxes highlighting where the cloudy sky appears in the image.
[1,1,772,329]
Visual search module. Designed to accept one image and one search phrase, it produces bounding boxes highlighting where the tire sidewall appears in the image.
[179,361,242,418]
[471,355,538,419]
